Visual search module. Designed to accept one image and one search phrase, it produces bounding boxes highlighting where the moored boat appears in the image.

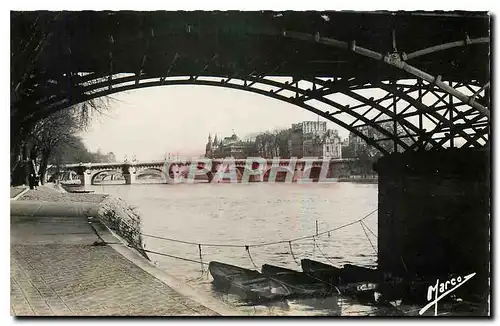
[209,261,260,282]
[301,259,342,286]
[262,264,334,297]
[340,264,380,283]
[300,260,384,304]
[262,264,319,284]
[208,261,291,302]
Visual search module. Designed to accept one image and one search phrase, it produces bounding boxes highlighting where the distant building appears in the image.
[348,126,375,153]
[292,121,327,135]
[205,132,248,159]
[288,121,342,159]
[205,122,342,159]
[220,133,246,158]
[302,132,322,157]
[322,129,342,159]
[205,134,214,158]
[288,124,304,158]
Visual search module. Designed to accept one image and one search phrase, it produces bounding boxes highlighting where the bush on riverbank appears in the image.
[98,196,149,260]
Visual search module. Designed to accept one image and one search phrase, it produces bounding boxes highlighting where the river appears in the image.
[87,182,412,316]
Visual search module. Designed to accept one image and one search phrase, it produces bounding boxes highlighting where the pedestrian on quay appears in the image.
[34,174,40,190]
[28,173,35,190]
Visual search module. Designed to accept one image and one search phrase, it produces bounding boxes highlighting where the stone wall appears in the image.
[97,196,149,260]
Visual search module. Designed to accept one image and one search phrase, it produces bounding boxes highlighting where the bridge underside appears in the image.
[12,11,490,155]
[376,147,490,302]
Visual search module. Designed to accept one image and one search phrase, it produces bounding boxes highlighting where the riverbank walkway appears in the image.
[10,188,233,316]
[10,186,28,200]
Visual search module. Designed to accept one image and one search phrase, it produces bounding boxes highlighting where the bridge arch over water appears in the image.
[135,167,165,180]
[91,169,125,184]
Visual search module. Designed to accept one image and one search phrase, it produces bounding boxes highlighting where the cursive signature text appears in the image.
[419,272,476,316]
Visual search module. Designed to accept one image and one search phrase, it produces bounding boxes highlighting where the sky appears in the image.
[80,85,351,161]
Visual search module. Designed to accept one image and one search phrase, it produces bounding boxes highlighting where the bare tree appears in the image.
[31,108,80,184]
[11,97,110,185]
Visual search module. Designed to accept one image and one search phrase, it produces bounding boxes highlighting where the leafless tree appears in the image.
[11,97,110,185]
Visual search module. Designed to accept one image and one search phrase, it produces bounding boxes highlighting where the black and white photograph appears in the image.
[9,3,491,318]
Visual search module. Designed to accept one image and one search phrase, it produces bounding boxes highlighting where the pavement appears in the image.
[10,200,100,218]
[10,186,28,200]
[10,212,228,316]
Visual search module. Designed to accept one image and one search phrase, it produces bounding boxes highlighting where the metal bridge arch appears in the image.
[41,72,489,155]
[11,11,490,156]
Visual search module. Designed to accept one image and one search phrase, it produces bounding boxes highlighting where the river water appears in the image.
[87,182,418,316]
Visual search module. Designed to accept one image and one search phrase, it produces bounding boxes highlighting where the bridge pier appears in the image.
[120,164,136,185]
[78,172,92,186]
[375,148,489,301]
[74,166,92,186]
[123,173,136,185]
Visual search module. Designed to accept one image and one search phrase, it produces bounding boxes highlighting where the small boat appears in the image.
[262,264,319,284]
[208,261,291,302]
[261,264,298,275]
[209,261,260,281]
[301,259,342,286]
[340,264,380,283]
[262,264,333,297]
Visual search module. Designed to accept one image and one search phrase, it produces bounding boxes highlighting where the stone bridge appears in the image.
[49,158,355,185]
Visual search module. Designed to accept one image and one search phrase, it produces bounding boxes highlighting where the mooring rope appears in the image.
[141,233,246,248]
[359,221,377,255]
[288,241,301,267]
[198,244,205,275]
[141,208,378,249]
[136,208,378,273]
[313,236,335,265]
[360,220,378,239]
[400,255,410,274]
[245,245,260,271]
[141,248,210,265]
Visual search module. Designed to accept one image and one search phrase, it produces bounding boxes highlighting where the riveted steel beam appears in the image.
[379,82,483,148]
[38,76,392,155]
[404,36,490,60]
[385,57,490,117]
[39,73,416,152]
[108,35,115,90]
[282,31,490,117]
[136,29,154,85]
[308,77,434,148]
[159,52,180,83]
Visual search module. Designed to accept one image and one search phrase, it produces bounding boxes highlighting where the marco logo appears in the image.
[419,272,476,316]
